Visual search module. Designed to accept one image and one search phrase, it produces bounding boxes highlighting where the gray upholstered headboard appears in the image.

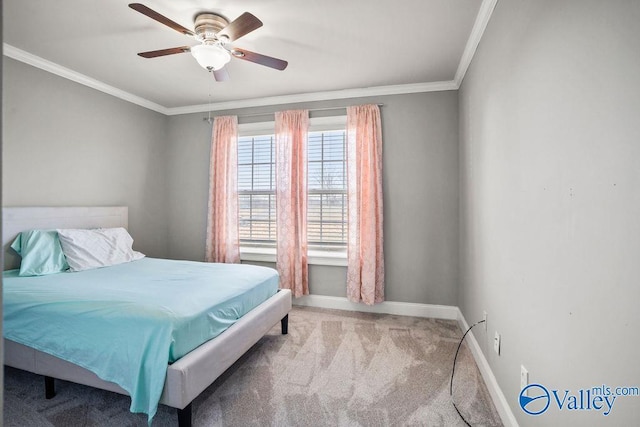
[2,206,128,270]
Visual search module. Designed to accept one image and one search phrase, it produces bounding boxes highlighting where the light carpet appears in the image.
[4,306,502,426]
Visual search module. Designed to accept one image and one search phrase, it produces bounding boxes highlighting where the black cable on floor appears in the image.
[450,319,486,427]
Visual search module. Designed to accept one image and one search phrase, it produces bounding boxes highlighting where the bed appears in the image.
[2,206,292,426]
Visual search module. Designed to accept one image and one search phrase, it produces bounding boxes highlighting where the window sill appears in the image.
[240,247,347,267]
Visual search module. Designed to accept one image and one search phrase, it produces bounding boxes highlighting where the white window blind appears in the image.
[307,129,347,248]
[237,119,347,250]
[238,135,276,246]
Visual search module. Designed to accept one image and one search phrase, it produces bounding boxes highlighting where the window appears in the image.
[237,135,276,246]
[307,129,347,247]
[238,116,347,265]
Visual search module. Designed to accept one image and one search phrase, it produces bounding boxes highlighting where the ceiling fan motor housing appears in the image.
[194,13,229,44]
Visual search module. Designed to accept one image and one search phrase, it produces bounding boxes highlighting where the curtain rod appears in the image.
[203,104,384,122]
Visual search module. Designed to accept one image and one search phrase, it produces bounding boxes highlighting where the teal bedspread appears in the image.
[3,258,279,422]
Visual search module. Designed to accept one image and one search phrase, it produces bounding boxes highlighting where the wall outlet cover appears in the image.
[521,365,529,393]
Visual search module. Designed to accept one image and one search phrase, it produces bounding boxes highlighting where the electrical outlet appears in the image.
[483,311,487,331]
[494,332,501,355]
[521,365,529,394]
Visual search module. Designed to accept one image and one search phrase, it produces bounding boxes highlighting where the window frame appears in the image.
[237,115,348,266]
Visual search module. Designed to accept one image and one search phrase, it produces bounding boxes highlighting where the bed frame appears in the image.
[2,206,292,426]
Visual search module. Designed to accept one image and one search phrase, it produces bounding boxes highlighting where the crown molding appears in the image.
[3,0,497,116]
[165,80,458,116]
[454,0,499,87]
[3,44,169,115]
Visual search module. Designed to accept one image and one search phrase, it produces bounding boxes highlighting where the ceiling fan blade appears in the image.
[217,12,263,42]
[213,68,230,82]
[231,48,288,70]
[129,3,194,36]
[137,46,191,58]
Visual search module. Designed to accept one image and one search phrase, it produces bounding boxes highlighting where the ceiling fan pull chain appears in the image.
[207,76,213,124]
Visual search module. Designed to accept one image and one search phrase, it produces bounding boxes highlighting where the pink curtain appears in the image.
[205,116,240,263]
[346,104,385,305]
[275,110,309,297]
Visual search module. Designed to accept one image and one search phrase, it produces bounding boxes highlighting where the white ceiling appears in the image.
[4,0,491,113]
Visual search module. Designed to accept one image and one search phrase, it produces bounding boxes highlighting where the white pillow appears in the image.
[57,227,145,272]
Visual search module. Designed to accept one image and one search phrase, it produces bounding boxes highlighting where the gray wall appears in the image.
[167,92,460,305]
[2,57,460,306]
[2,58,170,258]
[459,1,640,425]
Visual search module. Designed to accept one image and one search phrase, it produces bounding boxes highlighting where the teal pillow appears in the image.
[10,230,70,276]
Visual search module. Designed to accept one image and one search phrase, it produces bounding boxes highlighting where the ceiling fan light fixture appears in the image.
[191,44,231,71]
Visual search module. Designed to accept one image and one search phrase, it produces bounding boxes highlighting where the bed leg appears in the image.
[44,376,56,399]
[281,314,289,335]
[177,403,192,427]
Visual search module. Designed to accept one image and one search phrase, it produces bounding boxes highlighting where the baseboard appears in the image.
[292,294,459,320]
[457,309,520,427]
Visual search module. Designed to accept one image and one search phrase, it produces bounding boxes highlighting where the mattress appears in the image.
[3,257,279,421]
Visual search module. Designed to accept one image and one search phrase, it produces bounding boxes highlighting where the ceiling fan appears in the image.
[128,3,288,81]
